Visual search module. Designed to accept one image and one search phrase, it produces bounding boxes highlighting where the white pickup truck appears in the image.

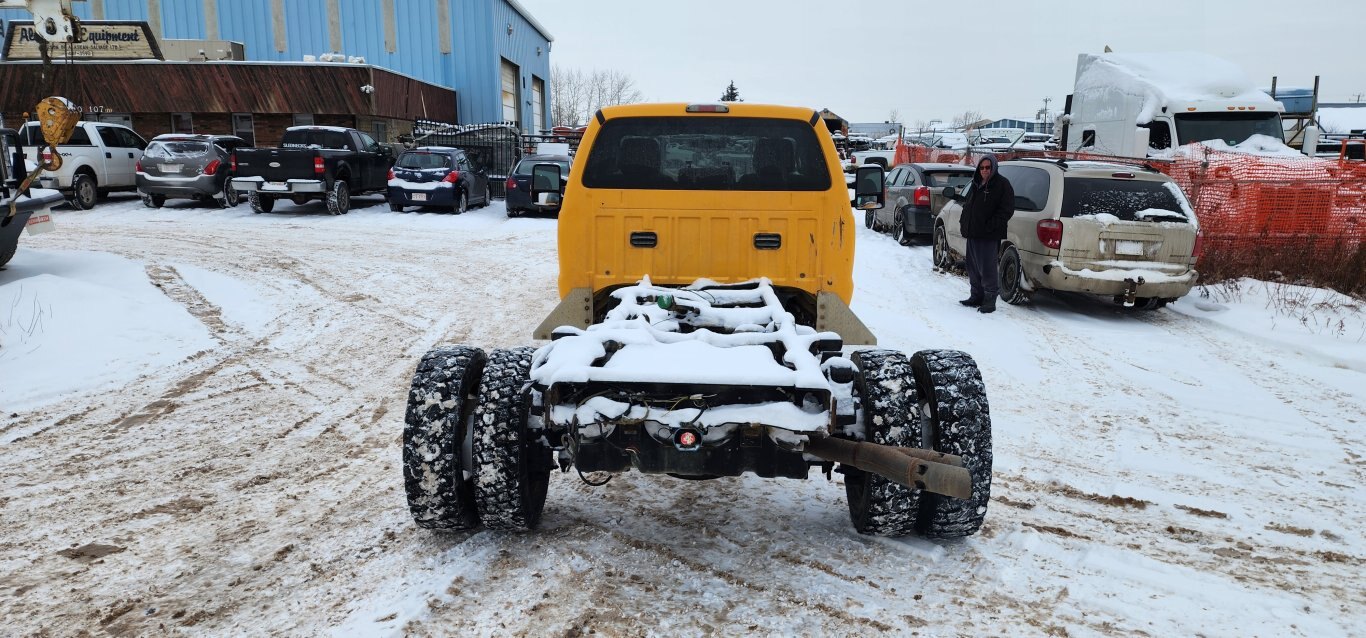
[19,121,148,209]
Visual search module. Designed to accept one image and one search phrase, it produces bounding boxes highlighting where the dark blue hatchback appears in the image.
[387,146,491,213]
[505,154,571,217]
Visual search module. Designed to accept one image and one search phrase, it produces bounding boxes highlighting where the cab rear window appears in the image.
[582,117,831,191]
[281,130,352,150]
[1062,178,1190,221]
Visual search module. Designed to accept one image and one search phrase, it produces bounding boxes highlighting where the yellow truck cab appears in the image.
[533,102,875,343]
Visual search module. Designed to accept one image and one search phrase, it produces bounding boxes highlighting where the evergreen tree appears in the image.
[720,81,742,102]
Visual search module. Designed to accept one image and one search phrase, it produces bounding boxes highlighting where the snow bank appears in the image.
[0,249,214,411]
[1075,52,1277,124]
[1170,279,1366,370]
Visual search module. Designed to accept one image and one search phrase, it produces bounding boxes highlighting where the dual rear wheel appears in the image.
[845,348,992,538]
[403,345,550,532]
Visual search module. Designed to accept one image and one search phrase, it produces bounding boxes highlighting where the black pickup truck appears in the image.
[230,126,394,215]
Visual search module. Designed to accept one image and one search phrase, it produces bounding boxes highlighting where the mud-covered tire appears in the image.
[864,208,877,231]
[998,245,1031,305]
[140,191,165,209]
[71,173,97,210]
[844,349,923,537]
[219,182,239,208]
[910,350,992,538]
[326,179,350,215]
[403,345,487,530]
[472,346,551,531]
[1129,297,1169,311]
[933,224,953,269]
[248,191,274,214]
[894,206,910,245]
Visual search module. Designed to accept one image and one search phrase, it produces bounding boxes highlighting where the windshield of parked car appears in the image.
[582,117,831,190]
[1061,178,1191,221]
[281,130,352,150]
[515,159,571,175]
[925,171,974,188]
[396,152,452,170]
[1173,112,1284,146]
[144,141,212,159]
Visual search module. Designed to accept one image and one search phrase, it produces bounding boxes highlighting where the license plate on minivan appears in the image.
[1115,240,1144,256]
[411,192,427,202]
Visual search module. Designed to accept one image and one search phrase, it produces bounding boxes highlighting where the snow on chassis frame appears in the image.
[403,278,992,537]
[401,102,992,538]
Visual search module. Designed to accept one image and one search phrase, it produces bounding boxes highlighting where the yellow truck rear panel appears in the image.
[556,103,855,304]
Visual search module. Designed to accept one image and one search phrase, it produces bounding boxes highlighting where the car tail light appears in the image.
[203,159,220,176]
[135,160,142,173]
[230,154,237,172]
[913,186,930,207]
[1193,230,1204,261]
[506,176,517,190]
[1037,219,1064,249]
[313,156,325,175]
[387,169,395,181]
[442,170,460,184]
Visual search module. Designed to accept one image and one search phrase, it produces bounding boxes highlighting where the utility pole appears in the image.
[1353,93,1365,104]
[1038,97,1053,133]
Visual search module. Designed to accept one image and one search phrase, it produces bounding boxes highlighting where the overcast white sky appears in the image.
[517,0,1366,126]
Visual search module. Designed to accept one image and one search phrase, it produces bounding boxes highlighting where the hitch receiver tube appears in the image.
[805,436,971,499]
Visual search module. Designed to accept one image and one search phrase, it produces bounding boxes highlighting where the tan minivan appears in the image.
[934,159,1201,309]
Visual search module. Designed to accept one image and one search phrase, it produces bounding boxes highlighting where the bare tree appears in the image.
[951,110,987,130]
[887,109,901,126]
[551,66,644,127]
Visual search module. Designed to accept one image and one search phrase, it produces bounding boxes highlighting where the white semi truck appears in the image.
[1061,52,1287,157]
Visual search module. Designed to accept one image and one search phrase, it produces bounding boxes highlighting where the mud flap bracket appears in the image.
[816,291,877,346]
[533,287,594,340]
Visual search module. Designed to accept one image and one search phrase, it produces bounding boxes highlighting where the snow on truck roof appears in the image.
[1075,52,1278,122]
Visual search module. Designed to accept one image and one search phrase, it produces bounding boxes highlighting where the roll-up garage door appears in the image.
[501,58,520,125]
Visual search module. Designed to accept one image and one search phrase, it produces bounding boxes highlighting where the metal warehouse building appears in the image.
[0,0,553,142]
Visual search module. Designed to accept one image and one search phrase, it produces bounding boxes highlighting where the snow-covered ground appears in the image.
[1,194,1362,637]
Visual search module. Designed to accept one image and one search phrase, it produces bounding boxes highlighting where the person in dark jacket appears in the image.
[958,154,1014,313]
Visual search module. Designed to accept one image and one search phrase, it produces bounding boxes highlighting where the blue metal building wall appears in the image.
[282,0,334,62]
[158,1,205,39]
[200,0,279,62]
[493,0,551,132]
[3,0,550,125]
[450,0,496,125]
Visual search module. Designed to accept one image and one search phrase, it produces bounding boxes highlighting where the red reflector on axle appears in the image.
[678,431,698,447]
